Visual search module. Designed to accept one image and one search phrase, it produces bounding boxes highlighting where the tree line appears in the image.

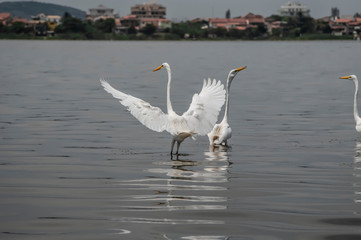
[0,12,353,40]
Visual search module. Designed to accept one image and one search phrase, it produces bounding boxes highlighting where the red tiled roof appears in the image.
[12,18,27,23]
[0,12,10,20]
[234,26,246,30]
[248,18,264,24]
[141,18,170,23]
[348,21,361,26]
[331,25,347,30]
[215,23,228,28]
[209,18,247,25]
[244,12,263,19]
[336,18,352,23]
[121,15,137,20]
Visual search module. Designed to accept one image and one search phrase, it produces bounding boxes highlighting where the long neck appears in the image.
[166,67,174,114]
[222,78,232,123]
[354,79,361,124]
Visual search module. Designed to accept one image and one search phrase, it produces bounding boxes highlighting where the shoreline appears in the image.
[0,35,355,41]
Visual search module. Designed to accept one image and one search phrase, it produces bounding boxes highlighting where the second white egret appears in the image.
[208,66,247,147]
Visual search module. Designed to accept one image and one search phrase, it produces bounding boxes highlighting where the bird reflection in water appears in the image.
[354,142,361,213]
[146,149,231,212]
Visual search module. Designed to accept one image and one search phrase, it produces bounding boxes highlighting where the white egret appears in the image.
[208,66,247,147]
[100,63,226,157]
[340,75,361,132]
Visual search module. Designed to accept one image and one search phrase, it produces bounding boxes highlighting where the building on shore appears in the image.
[209,18,247,31]
[279,2,310,17]
[329,17,361,36]
[131,2,166,19]
[243,13,265,25]
[0,12,11,25]
[86,4,116,21]
[28,13,61,36]
[208,13,264,31]
[139,18,171,29]
[117,2,171,33]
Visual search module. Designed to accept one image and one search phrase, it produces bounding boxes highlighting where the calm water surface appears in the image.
[1,40,361,239]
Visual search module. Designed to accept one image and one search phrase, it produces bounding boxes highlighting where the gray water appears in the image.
[0,40,361,240]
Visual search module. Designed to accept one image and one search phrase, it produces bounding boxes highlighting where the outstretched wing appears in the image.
[100,79,170,133]
[182,78,226,135]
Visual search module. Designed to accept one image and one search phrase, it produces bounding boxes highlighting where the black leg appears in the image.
[170,139,175,156]
[176,141,181,155]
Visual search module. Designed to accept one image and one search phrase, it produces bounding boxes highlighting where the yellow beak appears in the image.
[235,66,247,72]
[339,76,351,79]
[153,65,163,72]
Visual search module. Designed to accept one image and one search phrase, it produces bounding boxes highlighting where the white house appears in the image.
[279,2,310,17]
[86,5,115,21]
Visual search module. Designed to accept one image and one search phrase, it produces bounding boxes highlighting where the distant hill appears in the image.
[0,1,86,19]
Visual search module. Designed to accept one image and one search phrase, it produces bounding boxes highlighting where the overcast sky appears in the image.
[2,0,360,20]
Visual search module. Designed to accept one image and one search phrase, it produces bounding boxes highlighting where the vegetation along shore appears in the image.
[0,1,359,40]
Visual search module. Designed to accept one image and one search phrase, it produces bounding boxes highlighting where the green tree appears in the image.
[141,24,157,36]
[0,23,8,33]
[316,20,331,34]
[171,21,203,38]
[208,27,227,38]
[84,21,99,39]
[10,22,26,33]
[127,25,136,34]
[299,16,315,34]
[94,18,115,33]
[55,12,85,33]
[227,28,243,38]
[256,23,268,36]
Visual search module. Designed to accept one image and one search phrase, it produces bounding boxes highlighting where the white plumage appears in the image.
[208,66,247,148]
[100,62,226,156]
[340,74,361,133]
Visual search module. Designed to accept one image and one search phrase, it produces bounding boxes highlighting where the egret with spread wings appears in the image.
[100,63,226,157]
[208,66,247,148]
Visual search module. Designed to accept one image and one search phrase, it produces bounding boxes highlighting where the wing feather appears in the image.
[182,78,226,135]
[100,79,169,132]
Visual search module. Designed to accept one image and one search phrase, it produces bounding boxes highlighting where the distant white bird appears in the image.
[340,75,361,133]
[100,63,226,157]
[208,66,247,147]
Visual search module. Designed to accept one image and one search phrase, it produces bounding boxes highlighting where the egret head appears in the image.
[228,66,247,82]
[340,75,357,82]
[153,62,170,72]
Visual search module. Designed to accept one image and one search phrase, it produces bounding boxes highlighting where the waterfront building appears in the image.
[139,18,171,30]
[330,17,361,36]
[29,13,61,35]
[118,3,170,32]
[87,4,115,21]
[243,13,265,25]
[208,13,264,31]
[120,14,139,27]
[209,18,247,30]
[46,15,61,31]
[131,2,166,19]
[279,2,310,17]
[0,12,11,25]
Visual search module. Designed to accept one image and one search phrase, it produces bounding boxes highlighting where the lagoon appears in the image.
[0,40,361,239]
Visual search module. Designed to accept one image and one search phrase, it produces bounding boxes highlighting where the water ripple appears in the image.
[111,150,231,215]
[353,142,361,213]
[181,236,229,240]
[110,217,224,225]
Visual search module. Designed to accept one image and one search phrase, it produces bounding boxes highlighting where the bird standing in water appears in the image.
[340,75,361,133]
[100,63,226,157]
[208,66,247,148]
